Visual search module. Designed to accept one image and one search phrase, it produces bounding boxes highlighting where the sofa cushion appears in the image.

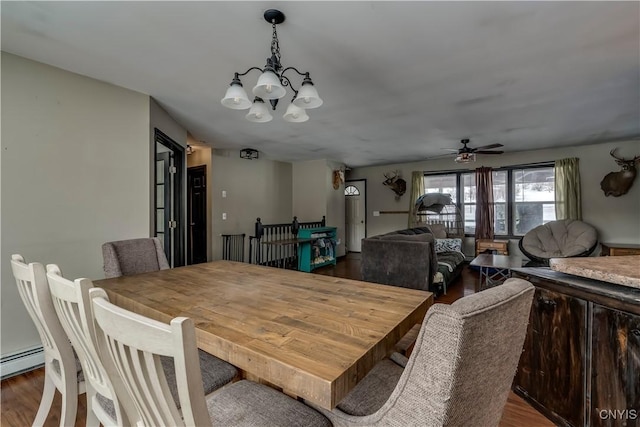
[379,233,435,243]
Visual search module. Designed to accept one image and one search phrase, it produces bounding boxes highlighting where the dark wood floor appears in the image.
[1,254,553,427]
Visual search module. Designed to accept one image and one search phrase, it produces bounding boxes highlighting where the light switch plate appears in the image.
[222,213,227,220]
[373,211,380,217]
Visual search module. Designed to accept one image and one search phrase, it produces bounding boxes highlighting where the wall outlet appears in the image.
[222,190,227,198]
[373,211,380,217]
[222,213,227,220]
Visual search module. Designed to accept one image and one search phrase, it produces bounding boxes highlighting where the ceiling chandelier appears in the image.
[221,9,323,123]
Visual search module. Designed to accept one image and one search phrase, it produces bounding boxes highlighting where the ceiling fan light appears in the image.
[221,83,252,109]
[253,71,286,100]
[293,82,323,109]
[283,103,309,122]
[245,98,273,123]
[454,153,476,163]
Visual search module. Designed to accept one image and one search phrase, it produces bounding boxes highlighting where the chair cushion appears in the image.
[521,219,597,260]
[161,349,237,408]
[427,223,448,239]
[52,352,84,382]
[112,239,161,276]
[336,358,404,416]
[206,380,331,427]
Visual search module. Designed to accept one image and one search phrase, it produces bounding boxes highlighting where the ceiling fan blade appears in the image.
[441,148,460,152]
[472,143,504,151]
[475,150,504,155]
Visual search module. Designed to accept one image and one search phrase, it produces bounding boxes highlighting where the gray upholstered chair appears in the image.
[89,287,331,427]
[102,237,170,278]
[518,219,598,266]
[312,278,535,427]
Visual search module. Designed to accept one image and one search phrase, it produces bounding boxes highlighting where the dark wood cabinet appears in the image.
[515,287,586,427]
[590,305,640,427]
[512,268,640,427]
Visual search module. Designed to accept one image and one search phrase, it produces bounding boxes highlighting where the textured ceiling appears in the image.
[2,1,639,167]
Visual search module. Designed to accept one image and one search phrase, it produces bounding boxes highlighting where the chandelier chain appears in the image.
[270,22,282,67]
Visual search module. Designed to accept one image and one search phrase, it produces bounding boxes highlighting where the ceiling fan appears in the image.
[445,139,504,163]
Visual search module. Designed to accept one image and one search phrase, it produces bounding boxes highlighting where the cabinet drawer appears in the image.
[610,247,640,256]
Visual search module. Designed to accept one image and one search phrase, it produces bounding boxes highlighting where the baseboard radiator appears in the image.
[0,345,45,380]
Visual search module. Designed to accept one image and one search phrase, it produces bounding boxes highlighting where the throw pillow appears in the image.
[435,238,462,253]
[427,224,447,239]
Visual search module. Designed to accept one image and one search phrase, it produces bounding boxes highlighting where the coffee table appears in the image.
[470,254,523,290]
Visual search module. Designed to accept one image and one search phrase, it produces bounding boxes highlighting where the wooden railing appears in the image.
[249,216,326,268]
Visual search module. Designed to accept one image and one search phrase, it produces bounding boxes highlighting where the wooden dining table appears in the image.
[94,260,433,410]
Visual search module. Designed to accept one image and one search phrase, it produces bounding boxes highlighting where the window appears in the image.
[513,167,555,234]
[344,185,360,196]
[423,164,555,237]
[462,171,507,235]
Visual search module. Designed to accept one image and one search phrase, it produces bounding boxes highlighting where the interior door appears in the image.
[154,129,185,267]
[187,165,207,264]
[345,180,366,252]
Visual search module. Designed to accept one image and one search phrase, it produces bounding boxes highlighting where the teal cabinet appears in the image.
[297,227,337,272]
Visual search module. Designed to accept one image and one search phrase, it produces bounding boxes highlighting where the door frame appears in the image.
[153,128,185,267]
[345,179,367,252]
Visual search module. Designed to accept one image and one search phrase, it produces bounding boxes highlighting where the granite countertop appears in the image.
[549,256,640,288]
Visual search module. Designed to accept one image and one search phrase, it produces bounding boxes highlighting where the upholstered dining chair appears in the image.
[102,237,170,278]
[311,278,535,427]
[89,287,332,427]
[10,255,85,427]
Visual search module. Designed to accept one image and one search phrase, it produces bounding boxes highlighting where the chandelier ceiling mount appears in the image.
[221,9,323,123]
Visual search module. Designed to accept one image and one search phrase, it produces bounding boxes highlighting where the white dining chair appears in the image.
[10,255,85,427]
[89,287,332,427]
[46,264,132,426]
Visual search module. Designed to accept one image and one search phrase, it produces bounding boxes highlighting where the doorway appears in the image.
[154,129,185,267]
[187,165,207,264]
[345,179,366,252]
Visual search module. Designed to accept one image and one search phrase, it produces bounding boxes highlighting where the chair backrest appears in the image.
[89,287,211,427]
[10,255,76,385]
[45,265,128,424]
[372,278,534,426]
[102,237,170,278]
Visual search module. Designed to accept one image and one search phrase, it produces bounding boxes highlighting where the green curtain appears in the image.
[554,157,582,220]
[408,171,425,228]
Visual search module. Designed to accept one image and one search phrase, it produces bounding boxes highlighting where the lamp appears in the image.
[221,9,322,123]
[455,153,476,163]
[240,148,259,160]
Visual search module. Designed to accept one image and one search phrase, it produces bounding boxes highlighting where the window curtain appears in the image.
[408,171,425,228]
[475,167,494,240]
[555,158,582,220]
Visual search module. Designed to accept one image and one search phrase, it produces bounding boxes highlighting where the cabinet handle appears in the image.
[632,329,640,337]
[537,296,557,309]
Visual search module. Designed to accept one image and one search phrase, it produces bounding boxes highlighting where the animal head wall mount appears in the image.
[600,149,640,197]
[383,170,407,200]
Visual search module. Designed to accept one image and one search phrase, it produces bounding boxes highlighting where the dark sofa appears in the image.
[361,225,466,295]
[361,227,439,292]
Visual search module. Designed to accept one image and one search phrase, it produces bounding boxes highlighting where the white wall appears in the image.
[1,53,151,355]
[211,149,293,261]
[348,139,640,256]
[292,159,347,257]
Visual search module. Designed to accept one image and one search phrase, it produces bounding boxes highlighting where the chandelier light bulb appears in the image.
[246,98,273,123]
[283,103,309,123]
[221,82,251,110]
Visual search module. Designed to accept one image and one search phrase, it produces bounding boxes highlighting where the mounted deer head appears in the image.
[600,149,640,197]
[383,170,407,200]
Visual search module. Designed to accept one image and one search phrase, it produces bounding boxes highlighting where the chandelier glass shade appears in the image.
[221,9,322,123]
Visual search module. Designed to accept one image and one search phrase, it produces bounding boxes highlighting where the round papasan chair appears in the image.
[518,219,598,267]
